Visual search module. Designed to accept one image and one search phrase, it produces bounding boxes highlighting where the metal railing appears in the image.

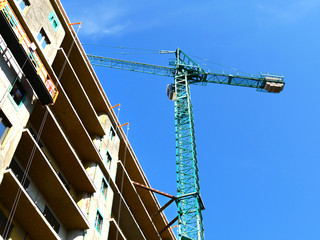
[1,0,59,103]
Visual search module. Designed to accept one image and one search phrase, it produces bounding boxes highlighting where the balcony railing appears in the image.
[0,0,59,104]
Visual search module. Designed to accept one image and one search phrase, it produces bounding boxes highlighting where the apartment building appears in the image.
[0,0,176,239]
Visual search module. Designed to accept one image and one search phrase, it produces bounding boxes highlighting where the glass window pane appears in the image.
[94,211,103,232]
[48,11,60,31]
[10,80,25,105]
[0,111,11,144]
[37,32,43,43]
[19,0,30,11]
[0,122,6,139]
[41,40,47,49]
[37,29,50,49]
[52,20,58,28]
[100,179,108,199]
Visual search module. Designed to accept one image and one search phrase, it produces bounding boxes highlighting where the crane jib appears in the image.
[87,49,285,240]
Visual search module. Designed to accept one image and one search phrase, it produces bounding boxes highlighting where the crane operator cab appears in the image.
[166,84,175,100]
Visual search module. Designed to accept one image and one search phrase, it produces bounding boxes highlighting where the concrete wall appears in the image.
[67,230,84,240]
[83,164,114,240]
[0,35,35,184]
[82,114,120,240]
[97,113,120,181]
[14,0,65,65]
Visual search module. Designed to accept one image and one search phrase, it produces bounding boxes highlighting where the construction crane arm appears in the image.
[202,72,285,93]
[87,54,175,77]
[87,53,285,93]
[175,49,285,93]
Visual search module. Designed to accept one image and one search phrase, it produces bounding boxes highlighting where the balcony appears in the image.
[29,104,95,194]
[107,219,126,240]
[0,170,60,240]
[113,161,162,240]
[112,183,147,240]
[47,79,102,163]
[52,49,105,137]
[0,3,58,105]
[117,145,176,240]
[14,129,90,230]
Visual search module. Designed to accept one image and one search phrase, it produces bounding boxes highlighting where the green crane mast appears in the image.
[87,48,285,240]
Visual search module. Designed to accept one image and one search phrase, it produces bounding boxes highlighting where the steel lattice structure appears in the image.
[87,48,285,240]
[174,74,204,240]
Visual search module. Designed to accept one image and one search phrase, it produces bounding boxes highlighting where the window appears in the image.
[10,78,26,106]
[0,110,11,144]
[37,28,50,50]
[9,159,30,189]
[43,206,60,233]
[100,179,108,199]
[105,151,112,168]
[48,10,60,31]
[15,0,30,12]
[94,211,103,233]
[109,127,115,141]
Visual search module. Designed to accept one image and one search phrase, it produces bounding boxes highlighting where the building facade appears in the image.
[0,0,176,239]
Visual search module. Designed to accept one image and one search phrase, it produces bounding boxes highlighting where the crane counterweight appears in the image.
[263,75,285,93]
[264,82,284,93]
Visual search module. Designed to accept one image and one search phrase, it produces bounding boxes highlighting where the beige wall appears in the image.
[83,114,120,240]
[14,0,65,64]
[0,35,35,184]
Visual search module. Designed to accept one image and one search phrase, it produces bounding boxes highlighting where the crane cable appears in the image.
[82,43,166,52]
[82,43,253,77]
[186,52,254,77]
[81,43,174,56]
[83,43,254,78]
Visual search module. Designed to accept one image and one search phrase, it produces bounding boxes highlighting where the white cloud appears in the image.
[62,1,132,36]
[62,1,217,37]
[256,0,320,24]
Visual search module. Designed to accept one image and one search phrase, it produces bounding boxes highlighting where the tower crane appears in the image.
[87,48,285,240]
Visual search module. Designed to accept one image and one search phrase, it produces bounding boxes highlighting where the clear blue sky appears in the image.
[61,1,320,239]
